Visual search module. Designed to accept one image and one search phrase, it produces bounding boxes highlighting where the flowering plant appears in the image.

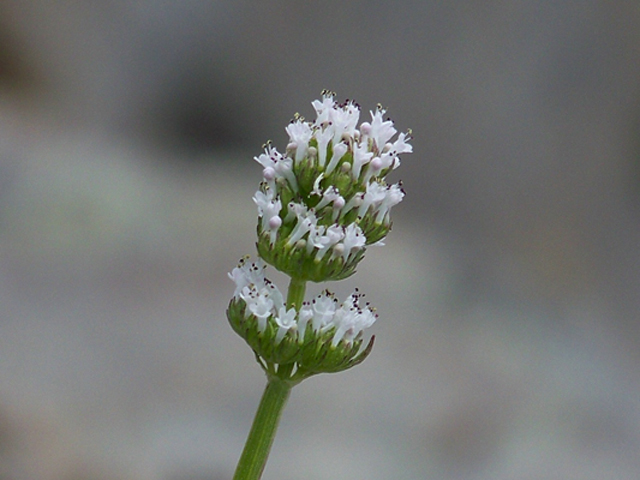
[227,92,411,480]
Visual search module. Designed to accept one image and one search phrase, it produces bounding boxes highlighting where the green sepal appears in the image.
[256,231,366,283]
[294,157,320,198]
[295,334,376,378]
[227,297,302,366]
[357,215,392,245]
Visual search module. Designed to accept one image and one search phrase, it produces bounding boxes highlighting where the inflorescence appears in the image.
[254,92,410,282]
[227,92,411,382]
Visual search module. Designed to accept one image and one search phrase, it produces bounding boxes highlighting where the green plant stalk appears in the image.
[232,377,292,480]
[233,277,306,480]
[286,276,306,311]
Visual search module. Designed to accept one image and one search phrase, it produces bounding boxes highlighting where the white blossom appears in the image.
[274,306,297,343]
[228,258,266,298]
[375,183,405,224]
[284,201,308,223]
[253,190,283,244]
[314,224,344,261]
[325,141,348,175]
[254,145,298,191]
[297,304,314,343]
[247,289,274,332]
[336,224,366,262]
[331,292,377,346]
[352,142,374,181]
[341,191,364,216]
[285,120,313,163]
[228,94,410,375]
[315,127,333,167]
[328,100,360,145]
[391,131,413,155]
[314,186,343,211]
[264,279,285,311]
[306,223,327,254]
[311,94,336,126]
[358,181,388,218]
[363,108,396,151]
[286,209,318,246]
[310,291,339,332]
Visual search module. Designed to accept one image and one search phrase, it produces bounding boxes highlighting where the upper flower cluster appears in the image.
[254,92,411,282]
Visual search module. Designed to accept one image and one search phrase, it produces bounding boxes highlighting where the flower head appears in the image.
[227,258,377,381]
[253,93,411,282]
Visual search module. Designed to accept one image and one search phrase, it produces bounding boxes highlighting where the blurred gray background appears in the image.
[1,1,640,479]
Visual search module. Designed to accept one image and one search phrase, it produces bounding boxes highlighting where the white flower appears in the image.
[306,223,326,254]
[254,145,298,191]
[250,94,410,283]
[228,259,287,332]
[375,183,405,224]
[286,208,318,246]
[358,181,388,218]
[274,156,298,192]
[264,278,284,310]
[351,142,374,181]
[267,216,282,245]
[362,108,396,151]
[325,141,348,175]
[341,191,364,216]
[337,223,366,262]
[297,304,314,343]
[254,145,281,179]
[253,190,281,222]
[328,100,360,145]
[391,131,412,155]
[253,190,282,244]
[274,306,297,343]
[312,93,336,126]
[311,173,325,196]
[361,151,397,183]
[314,186,343,211]
[314,224,344,261]
[331,292,377,346]
[310,291,338,332]
[254,150,275,170]
[285,120,313,163]
[331,306,377,346]
[228,258,266,298]
[284,201,308,223]
[331,197,346,221]
[247,289,274,332]
[314,127,333,167]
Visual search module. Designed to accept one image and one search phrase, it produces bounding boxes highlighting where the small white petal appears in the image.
[325,142,348,175]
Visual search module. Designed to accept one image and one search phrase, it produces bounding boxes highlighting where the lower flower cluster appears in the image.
[227,257,376,381]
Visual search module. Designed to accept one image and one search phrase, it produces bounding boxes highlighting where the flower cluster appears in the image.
[228,257,376,378]
[227,93,409,382]
[254,91,411,282]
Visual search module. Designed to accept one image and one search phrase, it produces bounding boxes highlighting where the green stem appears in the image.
[233,278,304,479]
[233,378,292,480]
[286,276,306,311]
